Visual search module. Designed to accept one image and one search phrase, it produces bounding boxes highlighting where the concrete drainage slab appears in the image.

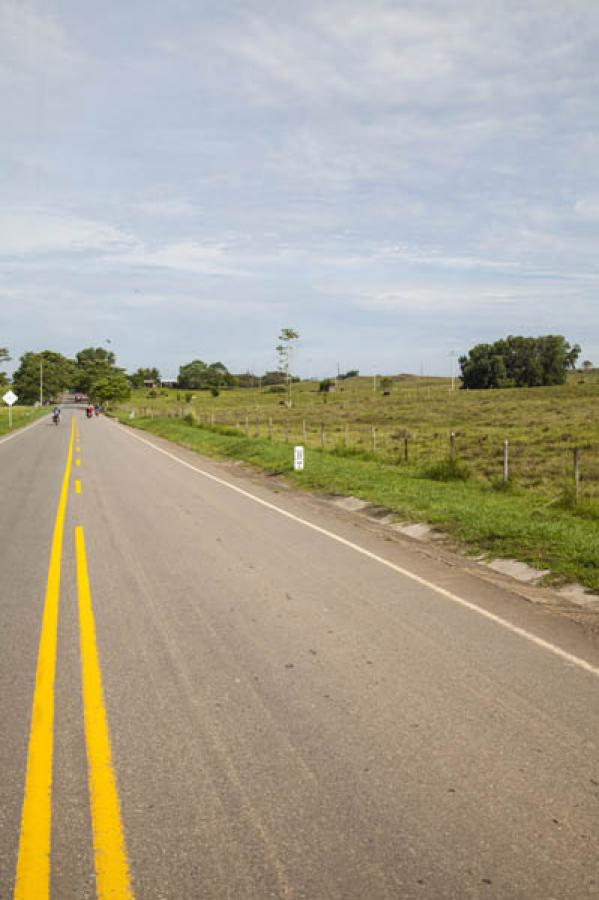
[391,522,445,541]
[485,558,550,584]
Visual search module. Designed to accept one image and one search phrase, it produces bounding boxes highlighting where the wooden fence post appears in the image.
[574,447,581,500]
[450,431,456,458]
[244,415,249,436]
[503,439,509,482]
[371,425,377,452]
[320,422,325,448]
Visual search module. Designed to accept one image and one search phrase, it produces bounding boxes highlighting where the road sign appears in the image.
[294,445,304,471]
[2,390,17,429]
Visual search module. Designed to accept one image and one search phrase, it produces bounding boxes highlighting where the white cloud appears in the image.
[0,208,134,256]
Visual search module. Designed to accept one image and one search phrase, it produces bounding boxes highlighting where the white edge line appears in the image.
[0,414,47,446]
[117,422,599,680]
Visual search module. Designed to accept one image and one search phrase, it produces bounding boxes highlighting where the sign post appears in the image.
[293,445,304,471]
[3,390,18,429]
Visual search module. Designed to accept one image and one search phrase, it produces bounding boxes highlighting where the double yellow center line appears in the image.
[14,418,133,898]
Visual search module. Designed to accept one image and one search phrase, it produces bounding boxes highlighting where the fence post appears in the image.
[320,422,325,448]
[503,439,509,483]
[268,416,273,440]
[450,431,456,458]
[404,431,409,463]
[371,425,377,452]
[255,418,260,438]
[244,415,249,436]
[284,418,289,442]
[574,447,581,500]
[210,412,215,426]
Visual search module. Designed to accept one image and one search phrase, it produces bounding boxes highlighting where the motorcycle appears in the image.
[52,411,60,425]
[86,407,93,419]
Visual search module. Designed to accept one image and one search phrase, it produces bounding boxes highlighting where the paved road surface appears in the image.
[1,408,598,899]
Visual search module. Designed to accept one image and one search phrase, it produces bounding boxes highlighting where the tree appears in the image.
[582,360,593,370]
[178,359,235,390]
[74,347,117,394]
[0,347,9,387]
[129,367,161,389]
[12,351,75,404]
[459,335,580,390]
[276,327,299,407]
[89,371,131,406]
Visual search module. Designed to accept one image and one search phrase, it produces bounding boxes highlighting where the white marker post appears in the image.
[3,390,18,429]
[294,445,304,471]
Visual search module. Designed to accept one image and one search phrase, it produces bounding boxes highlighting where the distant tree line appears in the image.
[459,335,580,389]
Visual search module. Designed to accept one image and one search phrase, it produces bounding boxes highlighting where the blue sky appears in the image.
[1,0,598,378]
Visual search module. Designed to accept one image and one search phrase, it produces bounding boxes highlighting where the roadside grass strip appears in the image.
[75,527,134,899]
[14,420,74,899]
[115,415,599,592]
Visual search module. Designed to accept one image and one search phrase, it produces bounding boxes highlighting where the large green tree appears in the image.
[12,351,75,404]
[459,335,580,389]
[178,360,235,390]
[129,367,161,389]
[74,347,117,394]
[88,371,131,405]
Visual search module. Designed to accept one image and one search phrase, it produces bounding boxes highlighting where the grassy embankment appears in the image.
[114,372,599,591]
[0,405,47,437]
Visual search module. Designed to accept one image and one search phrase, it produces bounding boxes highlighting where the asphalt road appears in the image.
[1,408,599,899]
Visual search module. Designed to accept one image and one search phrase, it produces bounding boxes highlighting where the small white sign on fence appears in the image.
[294,445,305,471]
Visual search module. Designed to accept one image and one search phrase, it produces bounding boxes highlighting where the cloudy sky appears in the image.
[1,0,598,378]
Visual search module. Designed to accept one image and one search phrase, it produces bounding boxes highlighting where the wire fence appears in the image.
[124,403,599,501]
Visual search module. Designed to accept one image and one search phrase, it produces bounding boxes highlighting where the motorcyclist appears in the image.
[52,406,61,425]
[86,403,94,418]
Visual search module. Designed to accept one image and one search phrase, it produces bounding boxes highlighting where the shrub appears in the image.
[423,457,471,481]
[183,413,196,426]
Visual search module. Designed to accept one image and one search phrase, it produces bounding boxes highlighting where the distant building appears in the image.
[161,379,178,388]
[143,379,156,388]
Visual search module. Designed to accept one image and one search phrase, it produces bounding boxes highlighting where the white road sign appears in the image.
[294,445,305,471]
[2,390,17,406]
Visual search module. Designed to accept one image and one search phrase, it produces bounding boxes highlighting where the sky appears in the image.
[1,0,598,379]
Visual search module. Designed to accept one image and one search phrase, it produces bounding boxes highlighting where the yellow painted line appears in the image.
[75,527,134,899]
[14,419,74,899]
[75,457,81,467]
[75,479,81,494]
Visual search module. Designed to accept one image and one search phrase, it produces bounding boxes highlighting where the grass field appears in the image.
[118,371,599,499]
[0,405,47,437]
[113,371,599,592]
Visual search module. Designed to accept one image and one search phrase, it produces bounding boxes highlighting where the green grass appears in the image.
[0,406,47,436]
[114,412,599,592]
[117,371,599,500]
